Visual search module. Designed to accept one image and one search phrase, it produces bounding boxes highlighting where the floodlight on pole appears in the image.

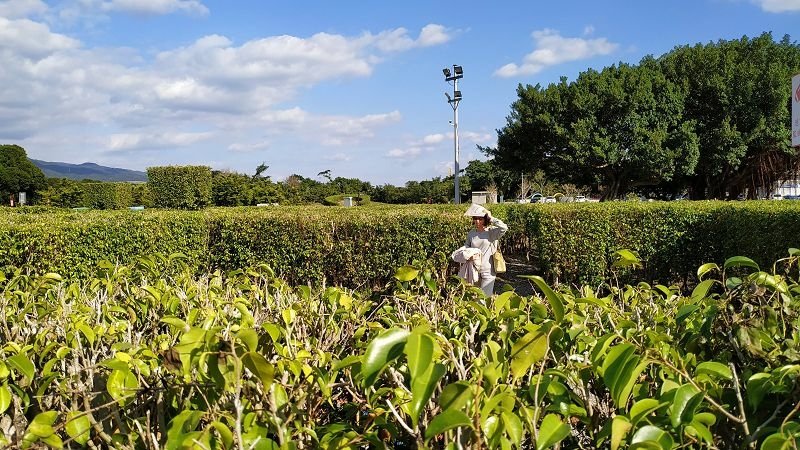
[443,64,463,204]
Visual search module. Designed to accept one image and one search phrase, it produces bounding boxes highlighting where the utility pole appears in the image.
[443,65,463,204]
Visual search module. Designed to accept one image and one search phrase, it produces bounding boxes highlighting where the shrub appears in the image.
[147,165,212,210]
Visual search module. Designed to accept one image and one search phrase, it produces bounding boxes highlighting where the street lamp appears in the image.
[443,64,463,204]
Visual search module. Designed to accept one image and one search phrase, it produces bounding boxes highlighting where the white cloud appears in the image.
[388,129,492,161]
[494,28,618,77]
[368,23,453,52]
[319,111,401,146]
[324,152,352,162]
[100,0,209,15]
[752,0,800,11]
[387,147,423,159]
[462,131,494,145]
[421,133,447,145]
[417,24,452,47]
[0,17,79,58]
[228,141,270,152]
[107,131,213,151]
[0,0,47,18]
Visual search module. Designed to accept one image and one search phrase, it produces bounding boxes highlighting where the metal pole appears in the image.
[453,76,460,204]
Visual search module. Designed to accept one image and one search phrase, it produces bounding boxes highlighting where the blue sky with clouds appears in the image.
[1,0,798,185]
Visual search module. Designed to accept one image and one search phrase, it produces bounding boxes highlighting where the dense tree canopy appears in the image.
[0,144,46,204]
[485,33,800,199]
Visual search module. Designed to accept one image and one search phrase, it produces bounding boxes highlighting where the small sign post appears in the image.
[793,73,800,147]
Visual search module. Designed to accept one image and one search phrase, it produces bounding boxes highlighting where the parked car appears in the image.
[772,193,784,200]
[575,195,587,203]
[530,193,543,203]
[543,196,556,203]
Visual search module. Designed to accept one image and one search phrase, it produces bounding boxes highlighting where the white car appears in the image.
[575,195,587,203]
[772,193,784,200]
[543,196,556,203]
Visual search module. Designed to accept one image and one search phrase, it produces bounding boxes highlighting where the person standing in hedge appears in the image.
[452,203,508,296]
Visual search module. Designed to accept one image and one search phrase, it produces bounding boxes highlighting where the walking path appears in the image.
[495,253,538,296]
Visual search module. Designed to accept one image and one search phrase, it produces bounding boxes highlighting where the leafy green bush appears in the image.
[3,201,800,287]
[147,165,212,210]
[2,250,800,448]
[80,181,134,209]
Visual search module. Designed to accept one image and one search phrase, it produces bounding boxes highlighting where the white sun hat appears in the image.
[464,203,489,217]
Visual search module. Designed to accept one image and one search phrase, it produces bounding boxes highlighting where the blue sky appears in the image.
[1,0,798,185]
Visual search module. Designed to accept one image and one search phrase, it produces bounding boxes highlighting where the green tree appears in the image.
[0,144,46,205]
[212,170,251,206]
[660,33,800,199]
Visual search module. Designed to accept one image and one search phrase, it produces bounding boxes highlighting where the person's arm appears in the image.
[488,214,508,241]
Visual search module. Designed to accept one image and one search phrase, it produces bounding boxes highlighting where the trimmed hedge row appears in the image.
[0,206,466,285]
[495,201,800,284]
[80,181,135,209]
[2,202,800,286]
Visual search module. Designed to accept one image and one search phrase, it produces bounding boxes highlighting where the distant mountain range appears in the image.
[30,159,147,182]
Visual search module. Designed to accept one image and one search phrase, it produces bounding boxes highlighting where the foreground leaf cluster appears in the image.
[1,250,800,449]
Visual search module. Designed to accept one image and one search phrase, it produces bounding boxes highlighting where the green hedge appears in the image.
[0,206,466,286]
[3,202,800,286]
[80,181,134,209]
[147,166,212,210]
[495,201,800,284]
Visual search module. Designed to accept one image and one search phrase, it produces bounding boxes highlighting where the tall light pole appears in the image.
[443,64,463,204]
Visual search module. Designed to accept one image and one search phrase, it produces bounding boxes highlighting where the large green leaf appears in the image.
[510,327,548,378]
[524,276,565,322]
[691,279,716,300]
[65,411,91,446]
[724,256,759,271]
[696,262,719,280]
[165,410,204,450]
[406,331,435,383]
[107,368,139,406]
[27,411,58,437]
[209,421,233,450]
[760,432,798,450]
[536,414,571,450]
[236,328,260,353]
[439,382,474,412]
[629,398,665,427]
[502,411,524,447]
[631,425,674,450]
[394,266,419,282]
[410,362,446,428]
[8,353,35,381]
[361,328,410,387]
[242,351,274,388]
[611,416,632,450]
[424,409,473,441]
[669,384,703,428]
[612,249,643,269]
[695,361,732,380]
[0,385,10,414]
[600,344,649,409]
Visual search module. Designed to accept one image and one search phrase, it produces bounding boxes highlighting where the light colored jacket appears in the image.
[451,246,481,284]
